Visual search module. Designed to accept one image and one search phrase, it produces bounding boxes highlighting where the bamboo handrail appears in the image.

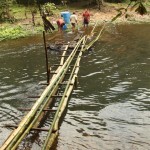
[91,21,98,35]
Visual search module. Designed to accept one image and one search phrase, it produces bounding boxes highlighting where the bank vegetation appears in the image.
[0,0,150,41]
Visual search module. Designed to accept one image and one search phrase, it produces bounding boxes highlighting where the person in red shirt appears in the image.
[82,9,90,28]
[57,18,65,31]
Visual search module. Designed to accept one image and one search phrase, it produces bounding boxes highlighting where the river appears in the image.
[0,24,150,150]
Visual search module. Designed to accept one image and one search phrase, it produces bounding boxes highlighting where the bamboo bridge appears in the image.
[0,23,105,150]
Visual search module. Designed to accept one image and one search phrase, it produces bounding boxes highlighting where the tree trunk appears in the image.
[96,0,104,10]
[31,11,35,26]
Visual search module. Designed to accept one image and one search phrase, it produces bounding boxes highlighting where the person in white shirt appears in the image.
[70,12,78,32]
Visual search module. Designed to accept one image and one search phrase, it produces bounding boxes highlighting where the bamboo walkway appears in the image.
[0,23,106,150]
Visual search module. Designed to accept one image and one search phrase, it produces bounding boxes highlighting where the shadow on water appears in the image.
[0,24,150,150]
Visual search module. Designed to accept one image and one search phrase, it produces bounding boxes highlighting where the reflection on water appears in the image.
[0,24,150,150]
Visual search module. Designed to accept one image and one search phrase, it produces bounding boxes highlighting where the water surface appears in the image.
[0,24,150,150]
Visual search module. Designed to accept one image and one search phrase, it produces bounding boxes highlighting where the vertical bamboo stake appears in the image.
[74,76,78,88]
[43,31,50,84]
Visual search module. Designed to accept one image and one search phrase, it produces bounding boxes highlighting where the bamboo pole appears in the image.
[43,31,50,84]
[42,37,86,150]
[53,54,82,131]
[82,24,106,52]
[50,44,68,82]
[53,38,85,131]
[47,131,58,149]
[91,21,98,35]
[9,47,79,149]
[42,37,86,149]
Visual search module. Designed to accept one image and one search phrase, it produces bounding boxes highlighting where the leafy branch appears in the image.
[111,0,147,22]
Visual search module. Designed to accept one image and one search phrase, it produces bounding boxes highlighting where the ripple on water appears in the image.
[58,109,103,150]
[0,103,23,145]
[109,81,133,92]
[81,71,103,78]
[98,101,150,149]
[130,88,150,111]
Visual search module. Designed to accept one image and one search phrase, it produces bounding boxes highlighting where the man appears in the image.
[70,12,78,32]
[82,9,90,28]
[56,18,65,32]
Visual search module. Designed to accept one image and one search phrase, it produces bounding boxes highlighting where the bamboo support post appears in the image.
[43,31,50,84]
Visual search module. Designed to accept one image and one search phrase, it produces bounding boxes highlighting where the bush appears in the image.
[0,0,15,22]
[0,25,28,41]
[42,3,58,16]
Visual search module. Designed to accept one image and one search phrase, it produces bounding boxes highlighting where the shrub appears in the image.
[42,3,58,16]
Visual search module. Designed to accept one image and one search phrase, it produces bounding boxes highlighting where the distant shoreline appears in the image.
[0,3,150,41]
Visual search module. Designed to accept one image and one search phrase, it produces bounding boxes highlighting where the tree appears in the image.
[16,0,62,5]
[95,0,104,10]
[0,0,15,22]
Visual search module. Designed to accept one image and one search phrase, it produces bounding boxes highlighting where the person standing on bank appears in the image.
[82,9,90,28]
[70,12,78,32]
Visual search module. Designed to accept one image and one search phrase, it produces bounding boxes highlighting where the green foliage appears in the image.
[0,0,16,22]
[130,0,147,15]
[111,12,122,22]
[135,2,147,15]
[111,6,128,22]
[16,0,36,5]
[16,0,60,5]
[111,0,147,22]
[42,3,58,16]
[0,26,28,41]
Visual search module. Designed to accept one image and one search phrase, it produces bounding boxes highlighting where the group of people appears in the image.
[56,9,90,32]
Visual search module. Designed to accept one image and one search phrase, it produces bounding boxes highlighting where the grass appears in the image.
[0,4,61,41]
[0,3,81,41]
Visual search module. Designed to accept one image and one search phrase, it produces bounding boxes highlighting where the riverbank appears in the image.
[0,2,150,41]
[74,3,150,24]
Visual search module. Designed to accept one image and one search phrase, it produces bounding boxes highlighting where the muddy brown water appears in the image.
[0,24,150,150]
